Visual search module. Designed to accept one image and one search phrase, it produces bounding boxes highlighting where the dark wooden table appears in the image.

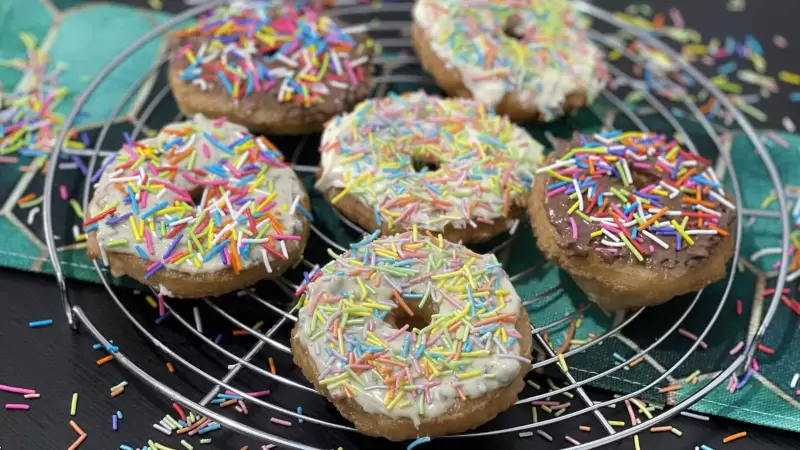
[1,268,797,449]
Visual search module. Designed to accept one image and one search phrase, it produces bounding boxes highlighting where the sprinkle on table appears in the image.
[70,393,78,416]
[28,319,54,328]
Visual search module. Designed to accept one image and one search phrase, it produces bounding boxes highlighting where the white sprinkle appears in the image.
[685,230,718,235]
[193,307,203,333]
[153,423,172,435]
[572,178,584,211]
[601,239,626,247]
[26,207,40,225]
[280,240,288,259]
[261,248,272,274]
[791,373,799,389]
[602,228,621,242]
[509,218,520,235]
[72,225,81,239]
[788,269,800,283]
[680,411,709,421]
[536,430,553,441]
[99,243,110,267]
[289,195,300,215]
[642,230,669,249]
[534,159,575,174]
[783,116,796,133]
[709,191,736,210]
[341,24,369,34]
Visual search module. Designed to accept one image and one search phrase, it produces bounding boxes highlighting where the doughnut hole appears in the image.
[411,155,440,173]
[502,14,525,40]
[385,298,437,333]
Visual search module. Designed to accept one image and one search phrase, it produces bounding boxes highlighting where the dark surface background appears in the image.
[2,0,800,449]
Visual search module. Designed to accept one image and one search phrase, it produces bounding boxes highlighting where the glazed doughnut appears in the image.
[168,1,375,135]
[86,114,311,298]
[528,131,736,310]
[316,91,543,244]
[290,231,532,440]
[411,0,608,122]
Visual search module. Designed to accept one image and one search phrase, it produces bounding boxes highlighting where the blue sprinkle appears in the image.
[29,319,53,328]
[407,436,431,450]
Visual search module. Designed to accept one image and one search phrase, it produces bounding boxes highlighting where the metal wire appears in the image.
[41,1,789,449]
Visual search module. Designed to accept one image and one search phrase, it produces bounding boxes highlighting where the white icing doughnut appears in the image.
[293,231,531,424]
[316,91,543,233]
[86,114,309,277]
[413,0,609,120]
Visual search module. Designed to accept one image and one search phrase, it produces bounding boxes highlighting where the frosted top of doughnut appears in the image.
[294,231,529,422]
[541,131,736,268]
[171,1,373,104]
[413,0,608,120]
[316,91,543,233]
[87,114,309,277]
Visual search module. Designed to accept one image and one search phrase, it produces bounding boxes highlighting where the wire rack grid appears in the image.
[40,1,790,449]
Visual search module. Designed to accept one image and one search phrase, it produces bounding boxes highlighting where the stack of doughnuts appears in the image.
[85,0,736,441]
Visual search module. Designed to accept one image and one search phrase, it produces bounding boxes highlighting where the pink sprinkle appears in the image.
[157,293,165,317]
[565,436,581,446]
[678,328,708,349]
[752,358,760,372]
[201,142,211,158]
[272,234,301,241]
[774,35,788,49]
[270,417,292,427]
[262,445,277,450]
[144,229,155,255]
[59,185,68,200]
[546,186,567,198]
[0,156,19,163]
[246,390,270,397]
[0,384,36,395]
[569,216,578,241]
[729,341,744,355]
[5,404,30,410]
[668,7,684,28]
[211,116,228,127]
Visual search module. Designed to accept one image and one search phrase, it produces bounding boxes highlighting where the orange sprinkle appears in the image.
[17,193,36,205]
[393,289,415,317]
[650,426,673,432]
[232,330,249,336]
[629,357,645,367]
[69,420,85,436]
[67,433,87,450]
[220,399,237,408]
[638,207,668,231]
[166,361,175,373]
[658,384,682,393]
[110,388,124,398]
[709,225,729,236]
[96,355,114,366]
[503,188,511,217]
[557,320,577,354]
[676,167,697,186]
[723,431,747,443]
[472,312,517,327]
[269,357,276,374]
[579,425,591,432]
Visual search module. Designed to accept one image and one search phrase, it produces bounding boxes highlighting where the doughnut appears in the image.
[168,2,375,135]
[316,91,543,244]
[290,231,532,440]
[528,131,736,310]
[411,0,608,122]
[86,114,311,298]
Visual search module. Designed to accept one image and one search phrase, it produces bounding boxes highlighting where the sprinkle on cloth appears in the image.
[170,2,373,105]
[542,131,735,266]
[86,114,307,287]
[413,0,609,121]
[294,230,530,430]
[317,92,542,240]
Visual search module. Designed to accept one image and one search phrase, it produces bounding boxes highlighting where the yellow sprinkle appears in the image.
[557,353,568,373]
[634,435,641,450]
[779,70,800,85]
[145,295,158,309]
[608,420,626,427]
[456,370,482,380]
[671,220,695,246]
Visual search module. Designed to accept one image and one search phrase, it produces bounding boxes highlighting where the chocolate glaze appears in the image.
[543,136,735,270]
[168,8,374,129]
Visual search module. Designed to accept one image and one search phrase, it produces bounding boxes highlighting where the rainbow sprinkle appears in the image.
[541,131,735,265]
[295,230,530,422]
[317,92,542,237]
[172,3,373,105]
[413,0,608,120]
[86,114,307,279]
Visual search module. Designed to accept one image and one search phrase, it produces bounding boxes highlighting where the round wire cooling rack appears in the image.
[41,1,791,449]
